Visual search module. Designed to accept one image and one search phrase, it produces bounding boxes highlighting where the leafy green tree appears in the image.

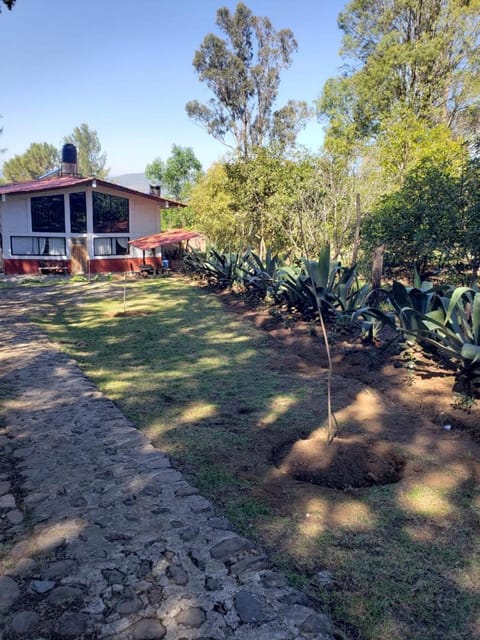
[3,142,59,182]
[224,149,292,255]
[64,123,108,177]
[188,149,356,260]
[318,0,480,189]
[337,0,479,134]
[188,163,238,248]
[186,2,310,157]
[164,145,202,201]
[361,158,462,277]
[460,157,480,282]
[146,145,202,202]
[145,157,165,186]
[1,0,15,12]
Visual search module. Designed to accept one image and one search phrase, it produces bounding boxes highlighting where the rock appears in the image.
[70,495,87,507]
[262,572,288,589]
[9,610,39,636]
[83,597,105,614]
[0,480,11,495]
[300,613,334,637]
[189,496,213,513]
[130,618,167,639]
[6,509,24,524]
[41,559,77,579]
[31,580,56,594]
[208,516,233,530]
[0,575,20,611]
[179,526,200,541]
[174,485,199,497]
[147,586,164,606]
[175,606,206,628]
[230,555,270,576]
[279,591,311,607]
[116,593,143,615]
[166,565,189,586]
[0,493,16,509]
[140,484,163,497]
[210,537,253,562]
[189,548,206,570]
[47,586,84,606]
[54,612,91,637]
[234,591,275,624]
[205,576,223,591]
[102,568,125,585]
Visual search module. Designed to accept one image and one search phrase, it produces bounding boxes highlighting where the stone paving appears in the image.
[0,289,336,640]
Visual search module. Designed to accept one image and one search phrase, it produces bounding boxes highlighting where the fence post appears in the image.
[371,245,384,306]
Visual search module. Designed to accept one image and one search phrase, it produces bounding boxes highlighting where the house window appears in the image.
[92,192,129,233]
[11,236,66,256]
[70,192,87,233]
[94,237,129,256]
[31,195,65,232]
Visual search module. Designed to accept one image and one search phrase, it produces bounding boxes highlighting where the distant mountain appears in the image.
[110,173,151,193]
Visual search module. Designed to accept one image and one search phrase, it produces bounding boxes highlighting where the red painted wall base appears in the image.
[3,258,161,276]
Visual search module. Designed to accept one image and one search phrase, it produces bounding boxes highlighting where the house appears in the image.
[0,146,185,275]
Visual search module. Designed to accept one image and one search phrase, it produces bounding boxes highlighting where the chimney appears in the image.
[61,143,78,176]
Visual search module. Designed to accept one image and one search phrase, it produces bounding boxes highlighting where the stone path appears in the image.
[0,290,336,640]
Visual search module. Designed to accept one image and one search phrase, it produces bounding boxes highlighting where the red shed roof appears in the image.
[129,229,203,250]
[0,175,185,207]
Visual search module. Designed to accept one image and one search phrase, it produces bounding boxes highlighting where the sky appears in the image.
[0,0,346,177]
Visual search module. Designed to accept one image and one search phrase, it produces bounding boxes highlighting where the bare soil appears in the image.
[217,291,480,492]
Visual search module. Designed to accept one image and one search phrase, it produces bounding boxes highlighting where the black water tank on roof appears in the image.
[62,143,77,164]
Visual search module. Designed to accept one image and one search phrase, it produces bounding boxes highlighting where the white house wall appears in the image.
[0,185,163,273]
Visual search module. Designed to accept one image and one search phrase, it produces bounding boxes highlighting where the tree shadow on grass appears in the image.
[4,279,479,640]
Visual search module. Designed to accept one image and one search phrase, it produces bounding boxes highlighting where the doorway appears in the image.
[70,238,88,274]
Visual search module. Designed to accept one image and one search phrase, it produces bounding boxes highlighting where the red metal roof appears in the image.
[0,175,91,195]
[0,175,185,207]
[129,229,203,250]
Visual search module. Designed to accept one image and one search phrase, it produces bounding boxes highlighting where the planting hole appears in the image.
[273,437,406,490]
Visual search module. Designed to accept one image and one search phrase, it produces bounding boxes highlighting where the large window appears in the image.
[11,236,66,256]
[93,192,129,233]
[31,195,65,232]
[70,192,87,233]
[93,237,129,256]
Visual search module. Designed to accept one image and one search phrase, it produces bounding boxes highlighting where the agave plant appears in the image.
[389,282,480,395]
[241,249,283,299]
[183,248,247,288]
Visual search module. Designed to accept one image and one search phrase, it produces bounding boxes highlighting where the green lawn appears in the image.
[31,277,480,640]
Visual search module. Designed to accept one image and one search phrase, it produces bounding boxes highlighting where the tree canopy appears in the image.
[318,0,480,175]
[2,142,59,182]
[186,2,310,158]
[146,145,203,201]
[64,123,108,178]
[1,0,15,12]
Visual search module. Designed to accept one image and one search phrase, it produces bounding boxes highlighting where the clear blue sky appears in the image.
[0,0,346,177]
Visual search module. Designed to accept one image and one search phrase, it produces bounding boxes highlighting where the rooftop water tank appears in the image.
[61,144,78,175]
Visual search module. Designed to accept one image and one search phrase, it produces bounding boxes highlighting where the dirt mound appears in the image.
[274,436,406,489]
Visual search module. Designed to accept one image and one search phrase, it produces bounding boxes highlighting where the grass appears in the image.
[31,277,480,640]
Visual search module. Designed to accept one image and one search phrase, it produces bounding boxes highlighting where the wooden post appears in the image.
[371,245,384,306]
[351,193,361,266]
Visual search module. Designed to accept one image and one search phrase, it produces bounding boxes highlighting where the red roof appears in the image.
[0,175,91,195]
[129,229,203,250]
[0,175,185,207]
